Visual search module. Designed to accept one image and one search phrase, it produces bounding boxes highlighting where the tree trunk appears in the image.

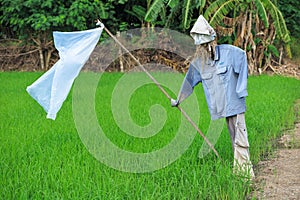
[117,31,124,72]
[32,32,55,70]
[39,49,45,70]
[32,37,45,70]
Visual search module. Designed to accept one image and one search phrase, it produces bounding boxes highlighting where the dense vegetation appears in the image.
[278,0,300,60]
[0,0,299,72]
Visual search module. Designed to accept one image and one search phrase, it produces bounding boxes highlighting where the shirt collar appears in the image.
[214,45,220,61]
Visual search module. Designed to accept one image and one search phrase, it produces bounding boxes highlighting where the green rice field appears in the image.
[1,72,300,199]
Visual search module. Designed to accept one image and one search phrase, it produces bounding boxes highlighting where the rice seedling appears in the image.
[0,72,299,199]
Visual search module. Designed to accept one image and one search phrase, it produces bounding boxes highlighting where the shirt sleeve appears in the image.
[233,49,248,98]
[177,63,202,104]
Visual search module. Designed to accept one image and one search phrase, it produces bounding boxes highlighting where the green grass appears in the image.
[1,72,300,199]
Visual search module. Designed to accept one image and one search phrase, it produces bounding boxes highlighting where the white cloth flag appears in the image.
[27,27,104,120]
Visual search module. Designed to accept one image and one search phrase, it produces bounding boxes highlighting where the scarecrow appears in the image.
[171,15,255,178]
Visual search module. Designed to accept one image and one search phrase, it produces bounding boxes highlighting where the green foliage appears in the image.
[262,0,291,43]
[119,21,129,32]
[182,0,193,30]
[204,0,291,43]
[196,0,206,9]
[144,0,206,31]
[253,0,269,28]
[278,0,300,38]
[291,38,300,58]
[204,0,236,27]
[144,0,168,23]
[125,5,147,23]
[277,0,300,59]
[0,0,298,38]
[265,44,280,58]
[0,0,298,67]
[0,0,129,38]
[167,0,179,8]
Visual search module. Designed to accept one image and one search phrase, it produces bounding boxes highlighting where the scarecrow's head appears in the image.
[190,15,216,45]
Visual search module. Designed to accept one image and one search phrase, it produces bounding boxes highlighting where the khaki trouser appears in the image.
[226,113,255,179]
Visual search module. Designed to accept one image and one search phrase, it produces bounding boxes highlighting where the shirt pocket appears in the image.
[201,73,213,80]
[217,65,227,74]
[216,65,228,83]
[201,73,214,90]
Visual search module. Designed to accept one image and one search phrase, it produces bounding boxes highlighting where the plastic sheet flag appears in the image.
[27,27,104,120]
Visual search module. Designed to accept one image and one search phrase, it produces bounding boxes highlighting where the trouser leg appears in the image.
[226,116,236,151]
[226,113,255,179]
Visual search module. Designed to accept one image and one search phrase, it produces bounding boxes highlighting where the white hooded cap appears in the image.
[190,15,216,45]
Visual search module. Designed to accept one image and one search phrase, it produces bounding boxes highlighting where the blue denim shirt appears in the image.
[177,44,248,120]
